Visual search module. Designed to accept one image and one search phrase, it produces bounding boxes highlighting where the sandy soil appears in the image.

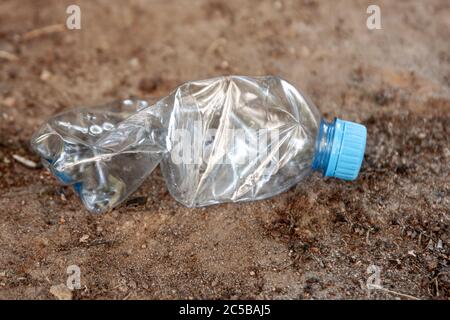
[0,0,449,299]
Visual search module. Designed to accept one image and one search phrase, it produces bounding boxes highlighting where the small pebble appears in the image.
[79,234,90,243]
[129,57,140,68]
[2,96,16,108]
[50,284,72,300]
[274,1,283,10]
[220,60,229,69]
[436,239,443,250]
[40,70,52,81]
[128,280,137,289]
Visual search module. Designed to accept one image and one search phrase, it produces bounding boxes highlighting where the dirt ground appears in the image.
[0,0,449,300]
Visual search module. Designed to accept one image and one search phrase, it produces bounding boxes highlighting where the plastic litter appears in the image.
[31,76,367,213]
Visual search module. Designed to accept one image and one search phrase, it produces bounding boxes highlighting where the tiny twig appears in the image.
[366,228,373,245]
[12,154,38,169]
[88,239,116,247]
[1,185,50,198]
[123,292,132,300]
[22,24,65,41]
[373,286,419,300]
[435,277,439,297]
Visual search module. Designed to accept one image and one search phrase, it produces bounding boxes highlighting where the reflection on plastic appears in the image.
[31,76,367,213]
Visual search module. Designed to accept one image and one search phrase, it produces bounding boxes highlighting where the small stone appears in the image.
[128,280,137,289]
[0,50,19,61]
[249,271,256,276]
[220,60,229,69]
[79,234,89,243]
[274,1,283,10]
[436,239,443,250]
[141,244,147,249]
[39,237,49,247]
[129,57,140,68]
[2,96,16,108]
[427,239,434,250]
[424,254,438,271]
[40,70,52,81]
[50,284,72,300]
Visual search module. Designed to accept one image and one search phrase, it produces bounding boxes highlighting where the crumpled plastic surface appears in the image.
[31,76,321,213]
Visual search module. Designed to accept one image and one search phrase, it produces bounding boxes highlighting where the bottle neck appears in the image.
[312,119,334,174]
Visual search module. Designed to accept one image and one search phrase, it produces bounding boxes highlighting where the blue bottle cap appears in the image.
[324,118,367,181]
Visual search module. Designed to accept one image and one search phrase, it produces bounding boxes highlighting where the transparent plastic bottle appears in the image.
[31,76,367,213]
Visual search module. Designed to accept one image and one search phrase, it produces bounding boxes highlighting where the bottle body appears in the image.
[159,76,322,207]
[31,76,366,213]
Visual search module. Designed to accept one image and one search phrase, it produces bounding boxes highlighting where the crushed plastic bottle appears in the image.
[31,76,367,213]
